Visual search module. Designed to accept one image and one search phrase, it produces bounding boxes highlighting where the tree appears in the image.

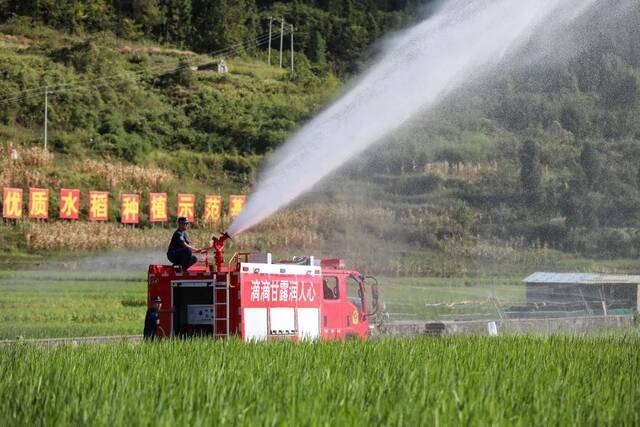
[190,0,258,53]
[519,139,542,208]
[342,0,354,17]
[366,12,379,42]
[599,54,640,108]
[131,0,162,33]
[160,0,192,47]
[81,0,110,31]
[308,31,327,67]
[175,57,193,86]
[1,0,41,20]
[579,142,600,188]
[561,181,598,230]
[560,102,588,136]
[335,24,368,70]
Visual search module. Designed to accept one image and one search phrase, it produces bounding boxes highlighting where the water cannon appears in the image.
[212,231,231,272]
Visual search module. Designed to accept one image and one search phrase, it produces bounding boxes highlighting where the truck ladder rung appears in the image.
[213,278,230,337]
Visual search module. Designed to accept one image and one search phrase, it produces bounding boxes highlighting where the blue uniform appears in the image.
[143,308,159,339]
[168,229,189,252]
[167,229,197,271]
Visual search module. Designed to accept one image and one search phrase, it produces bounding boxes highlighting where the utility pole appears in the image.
[44,86,48,151]
[267,17,273,66]
[279,18,284,68]
[290,24,294,72]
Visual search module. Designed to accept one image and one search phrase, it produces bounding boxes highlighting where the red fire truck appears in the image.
[147,233,380,341]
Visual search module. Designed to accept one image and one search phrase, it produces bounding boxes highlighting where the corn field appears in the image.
[425,161,498,180]
[23,222,176,251]
[1,336,638,426]
[73,159,174,192]
[0,144,56,188]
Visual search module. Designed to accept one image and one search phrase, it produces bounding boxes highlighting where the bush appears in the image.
[567,228,636,258]
[434,132,497,163]
[525,220,568,248]
[388,174,443,195]
[599,54,640,108]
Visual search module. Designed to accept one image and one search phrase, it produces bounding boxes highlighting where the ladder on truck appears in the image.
[214,280,229,337]
[212,253,248,338]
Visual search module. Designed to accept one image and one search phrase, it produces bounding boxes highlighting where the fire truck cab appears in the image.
[147,233,379,341]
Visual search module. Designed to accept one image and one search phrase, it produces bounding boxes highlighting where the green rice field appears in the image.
[1,336,639,426]
[0,269,526,339]
[1,262,639,426]
[0,270,147,339]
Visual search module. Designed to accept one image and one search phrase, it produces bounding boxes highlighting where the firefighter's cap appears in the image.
[178,217,190,225]
[152,296,162,304]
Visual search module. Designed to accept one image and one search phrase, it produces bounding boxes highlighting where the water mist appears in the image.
[229,0,600,236]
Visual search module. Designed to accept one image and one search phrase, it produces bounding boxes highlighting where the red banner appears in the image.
[29,188,49,219]
[177,194,195,222]
[149,193,168,222]
[120,193,140,224]
[89,191,109,221]
[59,189,80,220]
[3,190,249,224]
[203,195,222,223]
[229,195,246,218]
[3,188,23,219]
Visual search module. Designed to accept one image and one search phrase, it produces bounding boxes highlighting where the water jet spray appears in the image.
[228,0,603,237]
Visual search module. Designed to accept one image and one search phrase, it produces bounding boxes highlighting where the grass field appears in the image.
[380,276,525,322]
[1,249,638,339]
[0,270,147,339]
[0,266,528,339]
[1,336,639,426]
[1,256,638,426]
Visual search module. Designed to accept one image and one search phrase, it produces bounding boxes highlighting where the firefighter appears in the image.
[143,296,162,340]
[167,217,203,272]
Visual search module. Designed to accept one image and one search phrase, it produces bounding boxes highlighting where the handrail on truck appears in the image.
[226,252,250,288]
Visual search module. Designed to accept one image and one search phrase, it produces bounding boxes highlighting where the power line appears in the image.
[15,30,279,97]
[44,34,284,99]
[220,29,292,57]
[1,28,302,151]
[6,31,292,105]
[0,72,143,106]
[265,17,294,70]
[210,30,288,57]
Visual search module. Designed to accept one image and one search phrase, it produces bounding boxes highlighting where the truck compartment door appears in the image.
[297,308,320,340]
[270,307,295,336]
[244,308,268,341]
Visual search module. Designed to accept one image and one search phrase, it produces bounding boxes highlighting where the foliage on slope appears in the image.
[0,0,427,73]
[0,20,340,161]
[307,5,640,262]
[3,2,640,269]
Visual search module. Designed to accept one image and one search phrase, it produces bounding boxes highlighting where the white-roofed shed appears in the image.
[523,272,640,314]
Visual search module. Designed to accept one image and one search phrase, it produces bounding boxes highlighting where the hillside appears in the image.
[2,2,640,277]
[0,0,426,163]
[0,18,341,200]
[309,3,640,272]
